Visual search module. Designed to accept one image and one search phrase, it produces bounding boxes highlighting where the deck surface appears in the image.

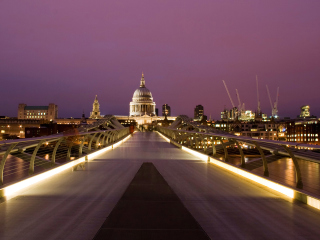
[0,132,320,239]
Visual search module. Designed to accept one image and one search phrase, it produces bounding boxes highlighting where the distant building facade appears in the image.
[0,119,41,139]
[286,120,320,144]
[18,103,58,120]
[162,104,171,116]
[89,95,102,119]
[194,105,204,120]
[129,73,156,116]
[209,120,286,141]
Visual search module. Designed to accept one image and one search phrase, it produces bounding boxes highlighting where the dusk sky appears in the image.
[1,0,319,119]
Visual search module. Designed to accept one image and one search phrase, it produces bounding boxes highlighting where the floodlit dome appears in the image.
[129,73,156,116]
[133,87,153,100]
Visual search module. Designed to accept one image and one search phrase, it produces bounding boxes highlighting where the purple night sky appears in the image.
[1,1,319,119]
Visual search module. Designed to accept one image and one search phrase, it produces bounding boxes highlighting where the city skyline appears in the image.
[1,1,320,119]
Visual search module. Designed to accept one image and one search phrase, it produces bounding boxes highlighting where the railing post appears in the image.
[253,141,269,177]
[29,140,45,175]
[0,143,18,185]
[282,145,303,189]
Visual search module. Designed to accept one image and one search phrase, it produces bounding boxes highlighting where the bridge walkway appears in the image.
[0,132,320,239]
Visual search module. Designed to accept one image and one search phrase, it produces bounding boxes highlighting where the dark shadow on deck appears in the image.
[93,162,210,240]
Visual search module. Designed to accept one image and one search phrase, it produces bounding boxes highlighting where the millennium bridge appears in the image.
[0,115,320,239]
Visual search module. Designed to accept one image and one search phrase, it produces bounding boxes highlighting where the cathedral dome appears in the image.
[133,87,153,99]
[129,73,156,116]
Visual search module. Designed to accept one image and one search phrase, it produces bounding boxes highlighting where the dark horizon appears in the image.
[1,1,319,119]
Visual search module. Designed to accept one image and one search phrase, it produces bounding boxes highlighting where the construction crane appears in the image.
[235,89,243,118]
[274,87,279,117]
[266,85,279,118]
[256,75,261,114]
[222,80,235,108]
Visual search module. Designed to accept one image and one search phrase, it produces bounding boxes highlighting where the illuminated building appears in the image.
[162,104,171,116]
[211,120,286,141]
[89,95,102,119]
[129,72,156,116]
[286,120,320,144]
[18,103,58,121]
[299,105,311,118]
[0,119,40,139]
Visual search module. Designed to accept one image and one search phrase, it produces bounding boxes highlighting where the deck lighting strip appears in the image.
[1,134,131,200]
[157,131,320,210]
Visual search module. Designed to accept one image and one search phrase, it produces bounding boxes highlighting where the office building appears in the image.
[194,105,204,120]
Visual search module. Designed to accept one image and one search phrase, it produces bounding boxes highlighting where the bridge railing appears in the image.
[0,127,130,186]
[157,126,320,190]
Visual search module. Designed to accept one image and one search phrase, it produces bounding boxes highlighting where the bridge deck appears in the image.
[0,132,320,239]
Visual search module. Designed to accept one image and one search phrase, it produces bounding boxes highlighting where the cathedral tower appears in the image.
[89,95,102,119]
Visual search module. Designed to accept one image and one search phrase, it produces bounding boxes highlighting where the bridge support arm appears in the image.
[52,138,64,165]
[29,140,45,175]
[212,142,217,155]
[234,139,245,168]
[0,143,18,185]
[88,133,98,151]
[66,144,73,160]
[282,145,303,189]
[220,138,229,162]
[253,141,269,177]
[79,138,84,156]
[95,133,104,149]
